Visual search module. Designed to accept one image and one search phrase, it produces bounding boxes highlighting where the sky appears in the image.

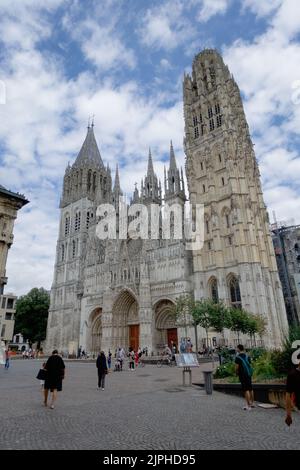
[1,0,300,295]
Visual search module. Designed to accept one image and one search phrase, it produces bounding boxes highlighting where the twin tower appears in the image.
[45,50,288,355]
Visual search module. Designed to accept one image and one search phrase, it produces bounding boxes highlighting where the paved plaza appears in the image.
[0,359,299,450]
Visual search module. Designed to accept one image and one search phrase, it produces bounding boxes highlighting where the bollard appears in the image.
[203,370,213,395]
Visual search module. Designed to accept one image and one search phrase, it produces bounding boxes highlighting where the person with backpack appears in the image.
[235,344,254,410]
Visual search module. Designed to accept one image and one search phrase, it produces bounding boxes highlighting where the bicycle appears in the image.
[157,356,176,367]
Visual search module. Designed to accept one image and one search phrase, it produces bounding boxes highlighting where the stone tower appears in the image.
[45,125,111,353]
[183,49,288,348]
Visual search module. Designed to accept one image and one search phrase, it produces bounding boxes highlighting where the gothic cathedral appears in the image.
[45,50,288,355]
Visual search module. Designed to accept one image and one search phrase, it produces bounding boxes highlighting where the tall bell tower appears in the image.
[183,49,288,347]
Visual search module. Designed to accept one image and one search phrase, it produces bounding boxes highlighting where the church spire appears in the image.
[169,140,177,170]
[73,125,104,169]
[113,164,121,193]
[147,148,154,177]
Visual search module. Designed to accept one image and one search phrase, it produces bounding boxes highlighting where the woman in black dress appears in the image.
[96,351,108,390]
[44,350,65,409]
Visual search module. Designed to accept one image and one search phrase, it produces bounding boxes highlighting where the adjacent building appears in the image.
[0,184,28,342]
[0,293,17,342]
[272,224,300,326]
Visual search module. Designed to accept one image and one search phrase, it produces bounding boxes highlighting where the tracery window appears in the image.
[229,276,242,308]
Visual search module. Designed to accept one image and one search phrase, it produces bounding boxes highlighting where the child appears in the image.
[37,362,46,390]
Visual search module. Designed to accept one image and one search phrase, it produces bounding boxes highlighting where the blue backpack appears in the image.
[238,355,253,377]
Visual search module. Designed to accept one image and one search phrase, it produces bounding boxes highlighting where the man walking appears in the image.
[235,344,254,410]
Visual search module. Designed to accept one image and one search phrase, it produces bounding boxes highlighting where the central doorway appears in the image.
[154,299,177,353]
[112,289,139,350]
[167,328,178,349]
[129,324,139,351]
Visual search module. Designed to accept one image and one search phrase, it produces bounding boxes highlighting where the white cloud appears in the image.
[138,0,195,50]
[63,17,136,72]
[197,0,231,22]
[241,0,282,18]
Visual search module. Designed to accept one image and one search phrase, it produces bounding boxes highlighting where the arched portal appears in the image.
[88,307,102,355]
[112,289,139,350]
[154,299,177,353]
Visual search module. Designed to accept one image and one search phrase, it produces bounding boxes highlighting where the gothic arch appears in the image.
[88,307,102,355]
[153,299,177,352]
[227,273,242,308]
[221,206,231,229]
[112,289,139,350]
[208,276,219,302]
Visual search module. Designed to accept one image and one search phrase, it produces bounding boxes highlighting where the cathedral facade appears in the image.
[45,50,288,355]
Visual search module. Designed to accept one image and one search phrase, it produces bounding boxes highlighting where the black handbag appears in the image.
[36,368,47,380]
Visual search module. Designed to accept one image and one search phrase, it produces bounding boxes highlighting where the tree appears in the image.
[192,299,215,348]
[228,307,249,343]
[172,294,195,347]
[14,288,50,348]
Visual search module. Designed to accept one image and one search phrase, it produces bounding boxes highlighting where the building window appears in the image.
[200,162,203,171]
[1,297,6,309]
[5,313,13,320]
[208,241,212,250]
[211,278,219,303]
[193,116,197,127]
[75,212,81,231]
[203,184,206,193]
[219,154,222,163]
[194,126,199,138]
[229,276,242,308]
[228,236,232,245]
[222,177,225,186]
[65,216,70,236]
[208,106,213,118]
[61,244,65,262]
[7,298,14,309]
[206,220,210,234]
[72,240,76,258]
[209,118,215,131]
[87,171,92,191]
[215,103,222,127]
[226,214,230,229]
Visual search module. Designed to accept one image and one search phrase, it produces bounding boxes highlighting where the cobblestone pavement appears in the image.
[0,359,299,450]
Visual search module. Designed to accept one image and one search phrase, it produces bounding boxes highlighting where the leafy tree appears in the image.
[228,307,249,342]
[14,288,50,348]
[192,299,215,348]
[172,294,196,348]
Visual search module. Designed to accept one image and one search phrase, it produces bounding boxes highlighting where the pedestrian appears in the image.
[96,351,108,390]
[107,349,112,370]
[134,350,139,367]
[235,344,254,410]
[4,348,11,370]
[179,338,186,353]
[285,358,300,426]
[129,348,135,370]
[43,349,65,409]
[186,338,193,352]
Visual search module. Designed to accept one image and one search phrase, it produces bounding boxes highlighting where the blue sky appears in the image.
[1,0,300,294]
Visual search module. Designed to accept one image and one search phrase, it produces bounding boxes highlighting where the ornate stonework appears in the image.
[45,50,288,355]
